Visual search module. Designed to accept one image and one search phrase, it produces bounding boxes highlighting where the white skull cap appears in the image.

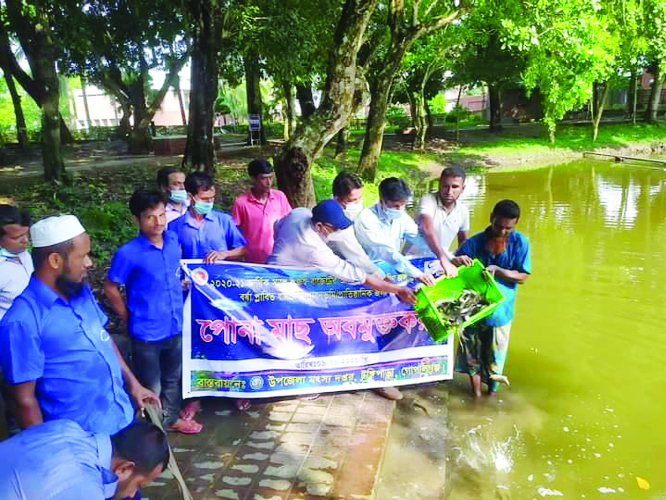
[30,214,86,248]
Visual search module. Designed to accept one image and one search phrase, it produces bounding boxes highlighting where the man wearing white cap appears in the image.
[0,214,160,434]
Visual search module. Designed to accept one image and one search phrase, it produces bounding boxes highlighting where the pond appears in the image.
[380,158,666,499]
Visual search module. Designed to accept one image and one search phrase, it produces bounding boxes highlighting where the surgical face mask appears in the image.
[343,200,363,219]
[193,200,214,216]
[170,189,188,204]
[383,205,404,221]
[0,246,20,258]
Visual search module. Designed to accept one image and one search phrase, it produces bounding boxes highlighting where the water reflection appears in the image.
[385,159,666,499]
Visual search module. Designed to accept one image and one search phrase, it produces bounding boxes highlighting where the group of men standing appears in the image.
[0,156,530,498]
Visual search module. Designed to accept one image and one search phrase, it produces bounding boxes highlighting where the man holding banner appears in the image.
[269,200,416,305]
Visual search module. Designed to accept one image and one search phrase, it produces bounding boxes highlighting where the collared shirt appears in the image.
[417,193,470,258]
[108,231,184,341]
[327,226,385,279]
[232,188,292,264]
[456,229,531,327]
[167,209,247,259]
[165,199,190,224]
[268,208,367,284]
[0,250,33,321]
[0,419,117,500]
[355,204,431,278]
[0,277,134,435]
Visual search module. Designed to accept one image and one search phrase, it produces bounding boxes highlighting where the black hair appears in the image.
[248,158,273,177]
[111,422,170,475]
[32,239,74,272]
[378,177,411,202]
[0,205,31,238]
[129,189,164,218]
[184,171,214,196]
[492,199,521,220]
[332,171,362,199]
[156,167,182,189]
[440,166,466,182]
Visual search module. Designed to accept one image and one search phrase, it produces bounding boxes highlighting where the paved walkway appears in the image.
[143,391,394,500]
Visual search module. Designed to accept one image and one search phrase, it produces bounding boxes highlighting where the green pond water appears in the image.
[380,159,666,499]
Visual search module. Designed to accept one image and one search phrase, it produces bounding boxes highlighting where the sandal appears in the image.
[179,400,201,421]
[167,418,203,434]
[234,399,251,412]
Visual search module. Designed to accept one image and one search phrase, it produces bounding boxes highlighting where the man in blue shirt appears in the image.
[0,419,168,499]
[168,171,247,262]
[452,199,531,398]
[0,215,160,434]
[105,189,202,434]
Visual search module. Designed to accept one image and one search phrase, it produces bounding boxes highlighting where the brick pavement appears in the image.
[142,390,395,500]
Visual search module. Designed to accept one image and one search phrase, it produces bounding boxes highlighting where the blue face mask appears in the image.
[193,200,214,216]
[170,189,188,204]
[383,205,404,221]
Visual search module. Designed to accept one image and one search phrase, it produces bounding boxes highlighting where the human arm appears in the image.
[110,337,161,409]
[204,245,247,263]
[417,213,459,278]
[12,381,43,429]
[485,265,529,284]
[103,278,128,323]
[327,227,386,279]
[365,274,416,304]
[457,230,469,247]
[203,214,248,262]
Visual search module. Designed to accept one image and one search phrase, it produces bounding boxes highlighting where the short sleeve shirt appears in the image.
[0,250,33,321]
[167,209,247,259]
[0,278,134,435]
[107,232,184,341]
[456,229,531,327]
[0,419,117,500]
[418,194,470,251]
[232,189,292,264]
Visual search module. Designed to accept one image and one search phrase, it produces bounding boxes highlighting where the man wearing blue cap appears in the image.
[269,200,416,303]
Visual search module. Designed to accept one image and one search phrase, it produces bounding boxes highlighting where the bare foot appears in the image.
[471,374,482,399]
[167,417,203,434]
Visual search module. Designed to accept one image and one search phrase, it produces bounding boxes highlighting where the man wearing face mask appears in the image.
[157,167,189,223]
[0,205,33,321]
[355,177,458,284]
[168,171,247,263]
[268,200,416,304]
[0,419,168,499]
[328,172,385,279]
[0,215,160,433]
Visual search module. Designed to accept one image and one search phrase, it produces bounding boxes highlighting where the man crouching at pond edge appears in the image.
[451,199,531,399]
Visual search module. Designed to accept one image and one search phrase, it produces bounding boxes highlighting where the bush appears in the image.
[386,105,412,129]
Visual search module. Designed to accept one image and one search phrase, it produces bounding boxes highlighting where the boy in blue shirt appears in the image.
[105,189,203,434]
[168,171,247,262]
[452,199,531,398]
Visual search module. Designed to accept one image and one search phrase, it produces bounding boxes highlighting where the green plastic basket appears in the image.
[415,259,506,342]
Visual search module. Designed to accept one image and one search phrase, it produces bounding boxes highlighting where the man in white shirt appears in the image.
[269,199,416,304]
[355,177,458,284]
[157,167,189,223]
[328,171,385,278]
[418,166,471,266]
[0,205,33,320]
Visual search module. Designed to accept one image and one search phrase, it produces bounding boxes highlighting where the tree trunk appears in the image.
[274,0,378,207]
[245,51,266,145]
[4,72,28,150]
[592,82,609,141]
[488,84,502,131]
[81,75,92,129]
[334,127,348,157]
[628,69,637,122]
[413,92,428,150]
[455,84,463,142]
[127,75,149,153]
[592,81,600,120]
[632,68,638,125]
[425,98,433,131]
[40,60,66,182]
[183,0,219,173]
[296,83,316,120]
[645,61,663,124]
[175,74,187,126]
[357,69,396,181]
[282,80,296,141]
[117,102,131,139]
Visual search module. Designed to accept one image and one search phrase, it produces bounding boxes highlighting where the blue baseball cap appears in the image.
[312,199,353,230]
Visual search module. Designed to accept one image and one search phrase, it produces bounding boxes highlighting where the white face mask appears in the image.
[343,200,363,220]
[382,204,404,221]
